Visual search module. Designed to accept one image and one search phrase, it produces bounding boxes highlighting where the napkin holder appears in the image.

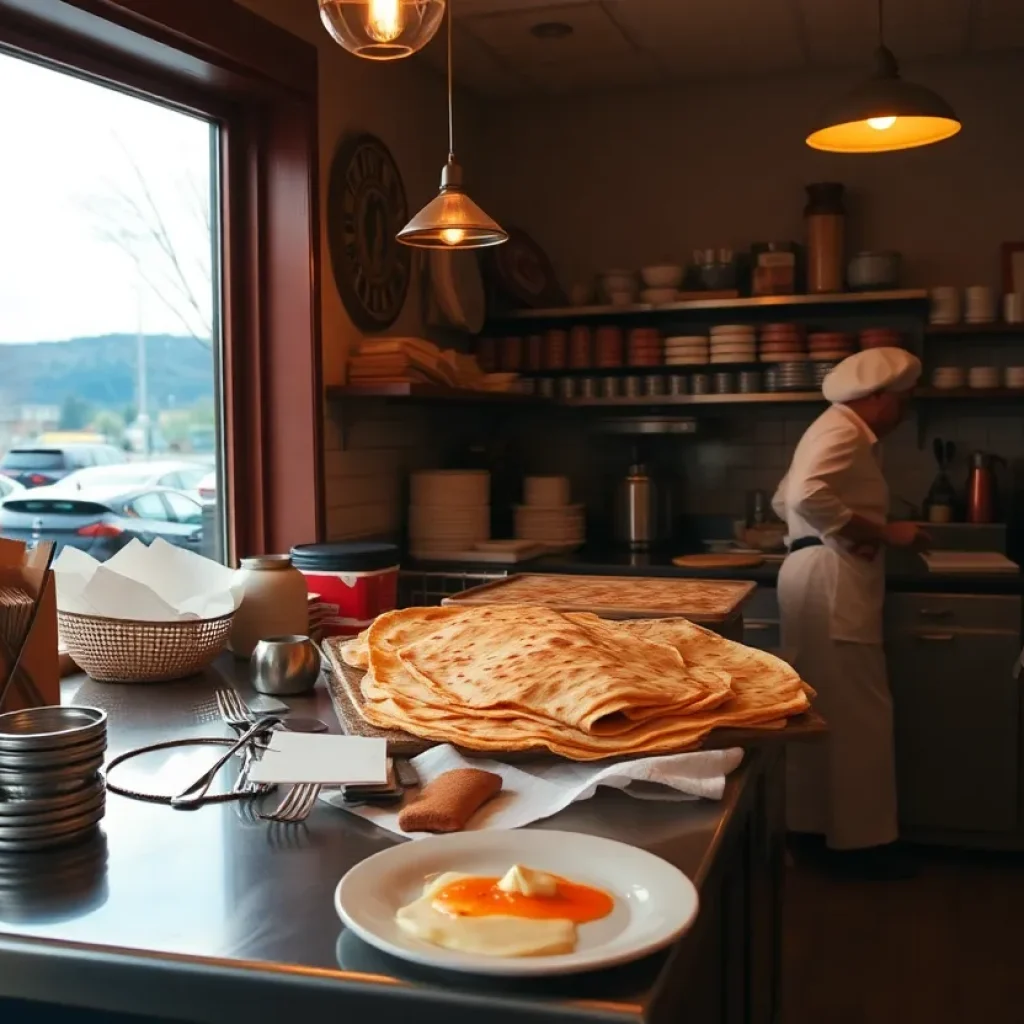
[0,539,59,714]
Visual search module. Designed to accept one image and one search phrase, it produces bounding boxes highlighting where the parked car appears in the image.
[0,475,25,502]
[0,485,204,560]
[0,444,126,489]
[58,460,213,504]
[197,470,217,505]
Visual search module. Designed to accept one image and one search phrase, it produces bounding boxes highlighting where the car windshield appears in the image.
[1,451,66,470]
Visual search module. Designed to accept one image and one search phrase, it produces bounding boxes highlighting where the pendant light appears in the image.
[397,0,507,249]
[806,0,961,153]
[318,0,445,61]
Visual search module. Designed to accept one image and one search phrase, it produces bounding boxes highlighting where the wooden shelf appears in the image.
[326,383,540,404]
[925,323,1024,337]
[561,391,824,408]
[917,387,1024,400]
[488,289,927,324]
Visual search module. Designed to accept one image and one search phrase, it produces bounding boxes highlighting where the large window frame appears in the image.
[0,0,324,560]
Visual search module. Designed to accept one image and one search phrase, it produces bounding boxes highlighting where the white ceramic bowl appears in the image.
[641,265,683,289]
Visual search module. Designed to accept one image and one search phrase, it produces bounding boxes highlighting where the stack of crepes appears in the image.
[340,604,812,761]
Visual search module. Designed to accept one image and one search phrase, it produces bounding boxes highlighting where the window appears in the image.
[0,0,323,561]
[127,493,170,521]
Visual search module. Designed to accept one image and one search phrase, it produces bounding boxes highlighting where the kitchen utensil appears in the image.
[929,286,961,324]
[214,688,275,795]
[615,462,666,551]
[171,715,281,808]
[965,285,996,323]
[335,829,699,977]
[847,251,901,291]
[966,451,1006,524]
[251,635,322,696]
[257,782,322,823]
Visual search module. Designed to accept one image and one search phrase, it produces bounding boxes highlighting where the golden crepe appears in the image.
[341,603,811,761]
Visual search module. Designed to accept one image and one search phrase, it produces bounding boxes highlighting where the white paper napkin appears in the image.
[249,733,388,785]
[325,743,744,839]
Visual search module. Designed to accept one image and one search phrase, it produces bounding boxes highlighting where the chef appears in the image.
[772,347,927,878]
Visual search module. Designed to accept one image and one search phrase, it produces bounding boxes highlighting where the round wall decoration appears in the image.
[327,133,411,332]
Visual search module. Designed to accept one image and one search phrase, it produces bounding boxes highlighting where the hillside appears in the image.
[0,334,215,409]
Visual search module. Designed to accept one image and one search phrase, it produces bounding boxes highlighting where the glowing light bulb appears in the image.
[440,227,467,246]
[867,116,897,131]
[366,0,403,43]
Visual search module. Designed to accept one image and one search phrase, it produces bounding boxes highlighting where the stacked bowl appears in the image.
[859,327,904,350]
[664,335,709,366]
[409,470,490,557]
[759,323,812,391]
[0,706,107,852]
[710,325,756,364]
[627,328,662,367]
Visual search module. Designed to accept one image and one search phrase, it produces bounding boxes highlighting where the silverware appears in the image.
[257,783,321,824]
[251,635,320,696]
[213,689,273,796]
[171,715,280,809]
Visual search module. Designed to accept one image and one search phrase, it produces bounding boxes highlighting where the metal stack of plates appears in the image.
[664,335,708,366]
[775,362,815,391]
[813,361,838,388]
[710,325,756,364]
[0,706,107,852]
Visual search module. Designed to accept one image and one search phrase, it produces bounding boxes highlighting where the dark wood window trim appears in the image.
[0,0,324,559]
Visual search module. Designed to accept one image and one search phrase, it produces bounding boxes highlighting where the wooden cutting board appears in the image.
[322,636,826,759]
[672,553,765,569]
[442,573,757,623]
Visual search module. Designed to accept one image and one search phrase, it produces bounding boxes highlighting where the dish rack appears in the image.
[398,569,507,608]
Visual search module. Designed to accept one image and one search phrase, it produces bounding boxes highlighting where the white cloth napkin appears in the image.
[324,743,744,840]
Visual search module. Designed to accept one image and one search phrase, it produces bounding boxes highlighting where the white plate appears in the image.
[334,829,698,977]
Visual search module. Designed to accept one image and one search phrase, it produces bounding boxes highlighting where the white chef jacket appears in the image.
[772,404,888,643]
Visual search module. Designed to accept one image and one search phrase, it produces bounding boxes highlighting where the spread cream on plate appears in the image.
[395,864,613,958]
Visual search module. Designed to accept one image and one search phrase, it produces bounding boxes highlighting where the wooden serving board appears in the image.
[441,573,758,624]
[322,637,825,759]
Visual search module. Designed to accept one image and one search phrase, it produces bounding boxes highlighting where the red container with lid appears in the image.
[544,328,568,370]
[568,325,592,369]
[289,542,399,637]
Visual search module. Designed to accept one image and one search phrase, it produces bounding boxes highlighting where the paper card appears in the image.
[248,734,388,785]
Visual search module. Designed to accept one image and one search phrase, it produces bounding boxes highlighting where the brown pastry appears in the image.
[397,768,502,833]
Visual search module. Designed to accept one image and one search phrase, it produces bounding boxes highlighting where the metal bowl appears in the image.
[0,707,106,753]
[0,778,105,818]
[0,735,106,772]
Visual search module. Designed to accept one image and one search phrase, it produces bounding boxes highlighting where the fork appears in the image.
[214,689,274,795]
[257,783,321,824]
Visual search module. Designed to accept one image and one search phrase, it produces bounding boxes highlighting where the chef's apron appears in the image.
[778,529,898,850]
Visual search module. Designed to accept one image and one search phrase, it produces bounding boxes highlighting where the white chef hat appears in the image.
[822,347,922,404]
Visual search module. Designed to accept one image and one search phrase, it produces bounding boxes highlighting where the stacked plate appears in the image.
[968,366,1000,389]
[627,328,662,367]
[808,331,856,363]
[0,706,107,852]
[758,323,806,363]
[710,324,756,364]
[775,362,815,391]
[1005,367,1024,389]
[514,504,585,551]
[859,327,904,350]
[664,335,709,366]
[409,470,490,557]
[931,366,965,390]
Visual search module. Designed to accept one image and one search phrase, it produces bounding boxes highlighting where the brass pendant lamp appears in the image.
[397,0,507,249]
[806,0,961,153]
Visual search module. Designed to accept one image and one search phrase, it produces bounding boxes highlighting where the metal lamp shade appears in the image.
[397,160,507,249]
[807,50,960,153]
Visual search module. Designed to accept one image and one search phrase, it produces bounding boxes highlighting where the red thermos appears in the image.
[966,451,1004,524]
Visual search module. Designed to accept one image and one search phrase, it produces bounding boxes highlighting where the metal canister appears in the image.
[558,376,577,400]
[644,374,666,396]
[763,367,780,392]
[579,377,598,399]
[738,370,763,394]
[601,376,619,399]
[623,376,642,398]
[537,377,556,399]
[668,374,688,396]
[712,371,735,394]
[691,372,711,395]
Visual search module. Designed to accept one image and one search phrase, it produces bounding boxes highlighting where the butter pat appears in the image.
[497,864,558,898]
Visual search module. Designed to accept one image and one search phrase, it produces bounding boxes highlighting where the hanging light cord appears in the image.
[877,0,885,47]
[446,0,455,161]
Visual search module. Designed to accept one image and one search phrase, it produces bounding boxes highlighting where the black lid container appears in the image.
[289,542,399,573]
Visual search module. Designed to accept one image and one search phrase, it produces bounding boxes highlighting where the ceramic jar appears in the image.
[229,555,309,658]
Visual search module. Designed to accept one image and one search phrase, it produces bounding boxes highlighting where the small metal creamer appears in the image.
[250,635,321,696]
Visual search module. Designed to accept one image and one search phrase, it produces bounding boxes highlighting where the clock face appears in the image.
[327,134,411,332]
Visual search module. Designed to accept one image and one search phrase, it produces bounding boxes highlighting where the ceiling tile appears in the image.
[518,48,669,94]
[461,2,635,65]
[419,23,534,97]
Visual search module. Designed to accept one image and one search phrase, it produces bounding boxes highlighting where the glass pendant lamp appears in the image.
[319,0,445,61]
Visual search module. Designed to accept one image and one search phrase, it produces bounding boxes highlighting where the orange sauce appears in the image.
[431,876,613,923]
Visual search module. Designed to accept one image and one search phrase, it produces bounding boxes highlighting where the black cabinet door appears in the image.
[887,630,1020,833]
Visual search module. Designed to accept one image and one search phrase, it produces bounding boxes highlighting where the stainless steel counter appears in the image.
[0,660,774,1024]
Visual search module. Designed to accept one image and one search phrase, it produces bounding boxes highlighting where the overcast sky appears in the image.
[0,52,214,345]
